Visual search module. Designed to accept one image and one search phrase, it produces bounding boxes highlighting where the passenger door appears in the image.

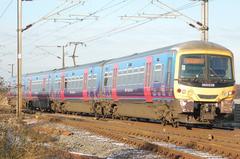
[144,56,153,102]
[82,69,88,101]
[42,77,46,95]
[112,64,118,101]
[166,56,173,96]
[28,77,32,100]
[60,72,65,101]
[88,67,94,99]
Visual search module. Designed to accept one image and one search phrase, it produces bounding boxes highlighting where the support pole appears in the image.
[72,44,77,66]
[17,0,23,118]
[11,64,14,77]
[69,42,85,66]
[8,64,14,77]
[62,46,65,68]
[201,0,208,41]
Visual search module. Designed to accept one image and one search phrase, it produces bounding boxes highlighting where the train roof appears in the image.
[173,40,231,52]
[105,40,232,64]
[15,40,232,78]
[22,60,108,77]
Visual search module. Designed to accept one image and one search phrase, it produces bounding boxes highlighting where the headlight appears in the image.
[228,90,235,95]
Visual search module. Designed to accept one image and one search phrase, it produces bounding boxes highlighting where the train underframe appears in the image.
[6,96,231,127]
[7,94,232,128]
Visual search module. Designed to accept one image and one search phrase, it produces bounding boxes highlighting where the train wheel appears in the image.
[94,113,100,120]
[120,116,128,120]
[172,121,179,128]
[93,102,102,120]
[50,102,57,113]
[59,103,66,113]
[162,118,168,126]
[111,105,118,119]
[186,124,193,130]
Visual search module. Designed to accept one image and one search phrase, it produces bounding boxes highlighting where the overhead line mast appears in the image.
[201,0,208,42]
[69,42,86,66]
[16,0,34,118]
[17,0,22,118]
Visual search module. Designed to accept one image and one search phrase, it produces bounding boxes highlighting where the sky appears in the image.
[0,0,239,83]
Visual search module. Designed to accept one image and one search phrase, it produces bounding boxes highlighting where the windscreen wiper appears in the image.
[209,67,225,82]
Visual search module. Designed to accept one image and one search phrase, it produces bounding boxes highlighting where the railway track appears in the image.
[34,113,240,159]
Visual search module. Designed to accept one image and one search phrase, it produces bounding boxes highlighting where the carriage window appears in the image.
[155,64,162,71]
[65,79,68,89]
[128,69,133,73]
[153,64,164,83]
[104,73,108,86]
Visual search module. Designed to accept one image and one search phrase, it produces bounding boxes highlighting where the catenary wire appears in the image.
[0,0,14,19]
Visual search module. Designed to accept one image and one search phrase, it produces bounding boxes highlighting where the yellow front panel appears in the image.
[174,49,235,103]
[174,83,235,102]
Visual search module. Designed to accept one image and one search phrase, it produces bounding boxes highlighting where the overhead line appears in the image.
[24,0,124,61]
[27,0,113,34]
[84,20,152,43]
[79,1,201,44]
[22,1,85,49]
[0,0,14,19]
[2,1,72,47]
[26,0,201,61]
[59,0,130,29]
[23,0,69,31]
[36,46,61,59]
[30,0,201,54]
[24,0,84,31]
[28,0,129,45]
[50,0,134,43]
[153,0,200,26]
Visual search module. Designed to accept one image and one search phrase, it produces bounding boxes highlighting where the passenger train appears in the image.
[8,41,236,125]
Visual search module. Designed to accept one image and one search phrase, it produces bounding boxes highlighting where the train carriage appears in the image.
[49,61,105,113]
[8,41,236,125]
[101,49,176,120]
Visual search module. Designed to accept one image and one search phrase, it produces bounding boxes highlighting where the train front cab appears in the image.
[173,47,236,124]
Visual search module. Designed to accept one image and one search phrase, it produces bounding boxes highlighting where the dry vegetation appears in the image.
[0,115,98,159]
[0,111,91,158]
[0,112,70,159]
[0,90,74,159]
